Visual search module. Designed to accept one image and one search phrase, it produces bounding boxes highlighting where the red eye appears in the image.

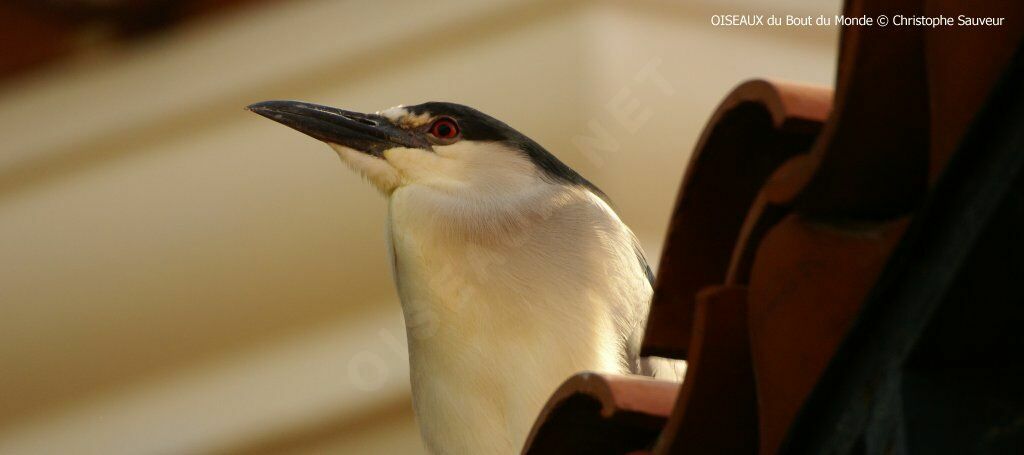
[429,118,460,139]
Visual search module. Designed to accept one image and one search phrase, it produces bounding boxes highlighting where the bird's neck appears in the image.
[384,184,647,452]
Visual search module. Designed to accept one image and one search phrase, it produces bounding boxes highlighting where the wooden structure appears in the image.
[523,0,1024,453]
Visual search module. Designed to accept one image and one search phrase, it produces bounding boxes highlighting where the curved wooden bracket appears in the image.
[654,284,758,454]
[769,0,931,219]
[641,80,831,359]
[521,373,680,454]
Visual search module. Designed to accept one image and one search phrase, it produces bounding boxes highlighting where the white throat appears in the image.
[385,181,652,453]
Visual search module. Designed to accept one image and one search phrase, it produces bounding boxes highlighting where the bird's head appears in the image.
[247,100,599,201]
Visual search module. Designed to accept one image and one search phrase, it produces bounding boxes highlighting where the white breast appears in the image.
[385,183,652,454]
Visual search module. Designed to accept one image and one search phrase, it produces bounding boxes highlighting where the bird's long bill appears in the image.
[247,100,430,156]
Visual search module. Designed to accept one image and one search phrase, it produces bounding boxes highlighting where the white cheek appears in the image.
[381,141,547,197]
[384,147,460,186]
[435,142,542,189]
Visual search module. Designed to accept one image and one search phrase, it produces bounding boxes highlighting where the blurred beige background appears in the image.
[0,0,840,453]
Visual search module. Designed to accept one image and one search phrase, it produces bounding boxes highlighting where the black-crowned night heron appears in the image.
[247,100,682,453]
